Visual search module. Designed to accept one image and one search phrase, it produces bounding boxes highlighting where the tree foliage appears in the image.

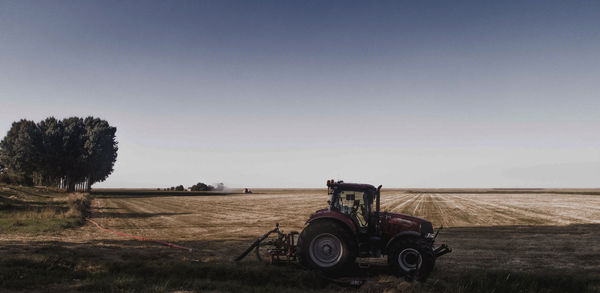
[188,182,226,191]
[0,117,118,191]
[0,120,42,184]
[189,182,214,191]
[83,117,118,186]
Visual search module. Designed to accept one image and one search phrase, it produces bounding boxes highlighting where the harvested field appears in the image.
[1,187,600,292]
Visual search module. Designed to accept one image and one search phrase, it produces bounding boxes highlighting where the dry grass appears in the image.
[0,186,91,233]
[10,207,63,226]
[66,192,91,220]
[87,189,600,241]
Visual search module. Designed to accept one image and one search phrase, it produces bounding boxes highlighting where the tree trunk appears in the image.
[67,178,75,192]
[86,177,92,192]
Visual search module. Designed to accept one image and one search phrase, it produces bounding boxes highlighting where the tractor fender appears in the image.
[306,211,357,235]
[384,231,422,253]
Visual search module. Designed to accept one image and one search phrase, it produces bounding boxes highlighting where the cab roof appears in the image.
[327,181,377,192]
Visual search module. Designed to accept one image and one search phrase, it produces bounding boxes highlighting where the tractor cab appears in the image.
[326,180,380,233]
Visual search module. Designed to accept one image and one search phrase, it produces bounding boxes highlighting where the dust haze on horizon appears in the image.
[1,0,599,188]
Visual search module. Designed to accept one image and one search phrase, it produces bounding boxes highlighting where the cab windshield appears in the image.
[331,190,369,227]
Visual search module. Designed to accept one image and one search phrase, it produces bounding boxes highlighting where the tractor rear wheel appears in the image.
[387,237,434,282]
[297,220,356,273]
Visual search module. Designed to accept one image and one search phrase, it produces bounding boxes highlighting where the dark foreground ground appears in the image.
[2,227,599,293]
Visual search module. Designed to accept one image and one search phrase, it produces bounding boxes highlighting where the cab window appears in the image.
[337,190,368,227]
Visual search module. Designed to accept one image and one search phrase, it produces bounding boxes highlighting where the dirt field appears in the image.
[2,188,600,292]
[9,189,600,267]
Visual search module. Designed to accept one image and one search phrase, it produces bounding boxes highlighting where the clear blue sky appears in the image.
[1,0,599,188]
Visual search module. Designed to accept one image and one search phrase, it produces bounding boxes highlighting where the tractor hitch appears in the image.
[432,226,451,258]
[235,223,298,263]
[433,244,452,258]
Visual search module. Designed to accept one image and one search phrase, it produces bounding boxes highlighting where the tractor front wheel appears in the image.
[387,238,434,282]
[297,220,356,273]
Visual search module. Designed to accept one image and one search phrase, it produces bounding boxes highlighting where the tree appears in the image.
[0,120,42,185]
[175,185,185,191]
[38,117,66,186]
[82,117,118,191]
[189,182,215,191]
[61,117,88,191]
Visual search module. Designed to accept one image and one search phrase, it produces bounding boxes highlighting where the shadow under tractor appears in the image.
[236,180,451,282]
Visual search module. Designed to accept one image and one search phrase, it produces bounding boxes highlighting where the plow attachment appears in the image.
[235,223,298,263]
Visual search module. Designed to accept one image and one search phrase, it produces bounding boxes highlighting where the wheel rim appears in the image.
[397,248,422,272]
[309,233,343,268]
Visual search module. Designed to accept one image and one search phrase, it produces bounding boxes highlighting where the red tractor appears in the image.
[296,180,451,281]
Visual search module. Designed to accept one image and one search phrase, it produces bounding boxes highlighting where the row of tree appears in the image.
[161,185,186,191]
[190,182,225,191]
[160,182,225,191]
[0,117,118,192]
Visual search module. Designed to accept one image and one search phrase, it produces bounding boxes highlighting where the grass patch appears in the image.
[0,255,332,292]
[1,248,598,293]
[437,270,600,293]
[85,261,331,292]
[65,193,91,223]
[0,185,90,233]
